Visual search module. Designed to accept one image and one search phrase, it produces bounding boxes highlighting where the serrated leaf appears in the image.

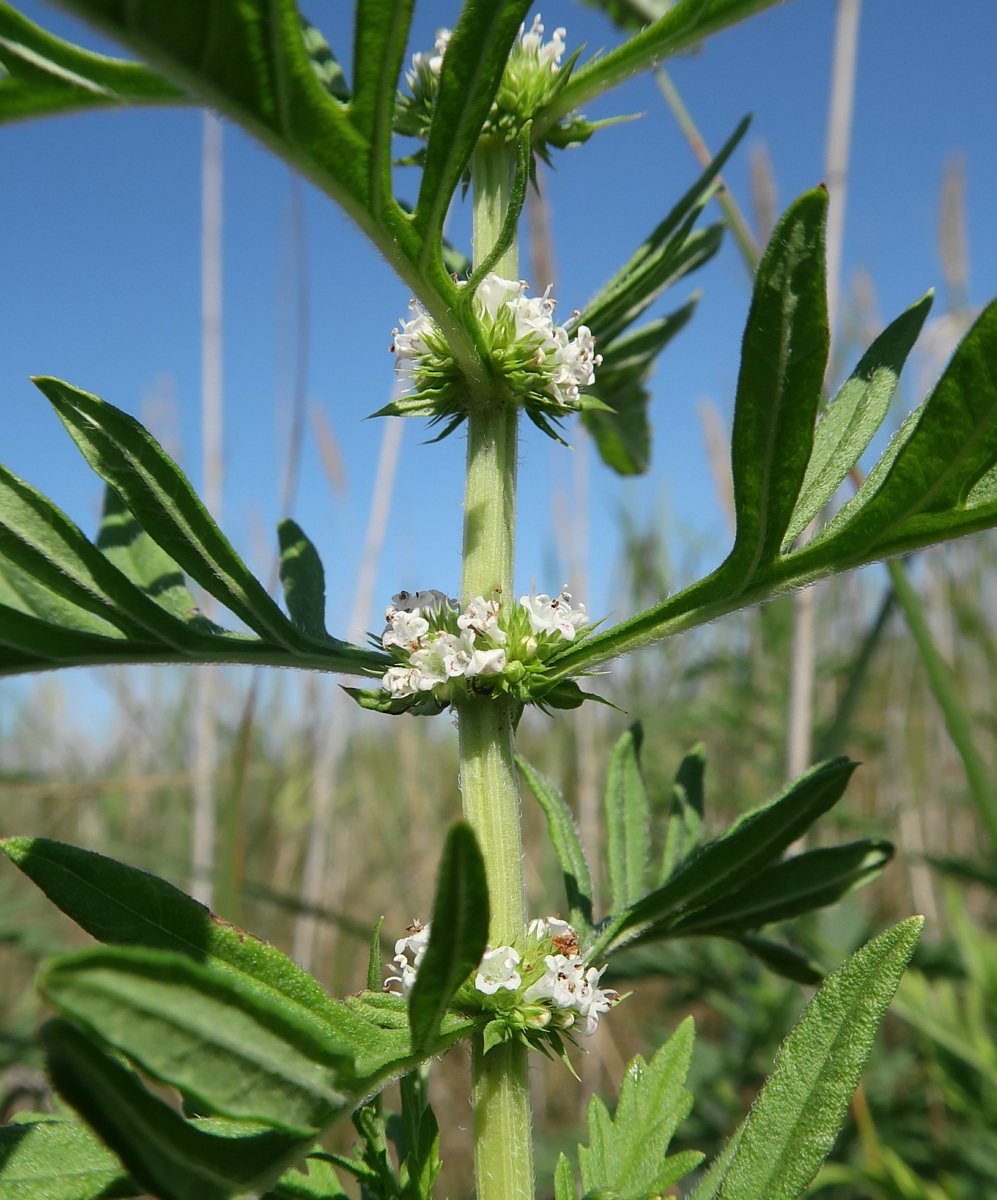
[725,188,829,582]
[578,1017,703,1199]
[0,1114,138,1200]
[39,947,350,1132]
[278,518,328,639]
[43,1019,312,1200]
[590,758,856,959]
[782,291,933,548]
[672,839,894,936]
[605,724,650,912]
[412,0,531,252]
[265,1153,348,1199]
[408,824,489,1052]
[713,917,923,1200]
[516,754,594,932]
[659,743,706,885]
[0,1,183,126]
[554,1151,576,1200]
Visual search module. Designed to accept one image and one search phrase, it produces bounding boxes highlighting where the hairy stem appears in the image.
[457,136,534,1200]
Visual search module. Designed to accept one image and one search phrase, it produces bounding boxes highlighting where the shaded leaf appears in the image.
[737,937,823,987]
[605,724,650,912]
[0,1114,138,1200]
[43,1019,312,1200]
[278,518,328,639]
[0,1,183,126]
[659,742,706,885]
[408,824,489,1052]
[516,754,594,932]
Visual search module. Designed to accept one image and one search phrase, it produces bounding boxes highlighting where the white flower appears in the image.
[391,300,435,370]
[409,631,469,686]
[519,587,589,641]
[523,953,586,1009]
[517,15,566,71]
[384,953,418,997]
[475,945,522,995]
[383,664,421,698]
[395,919,431,966]
[474,275,525,322]
[457,596,507,645]
[527,915,577,946]
[407,27,450,85]
[382,607,430,651]
[466,646,507,677]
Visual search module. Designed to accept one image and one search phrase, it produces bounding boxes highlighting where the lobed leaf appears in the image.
[577,1017,704,1198]
[589,758,856,959]
[711,917,923,1200]
[0,0,183,126]
[516,753,594,932]
[43,1019,312,1200]
[412,0,531,253]
[408,824,489,1052]
[673,840,894,936]
[782,291,933,548]
[604,724,650,912]
[725,187,829,585]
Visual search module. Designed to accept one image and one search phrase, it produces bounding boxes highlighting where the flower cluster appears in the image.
[378,585,589,706]
[386,273,605,440]
[384,914,620,1041]
[395,16,581,149]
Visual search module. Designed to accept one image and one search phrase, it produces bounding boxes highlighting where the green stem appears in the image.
[457,136,534,1200]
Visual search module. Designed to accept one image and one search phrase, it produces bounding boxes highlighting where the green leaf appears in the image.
[0,461,199,646]
[605,724,650,912]
[583,300,698,475]
[0,1,183,126]
[578,1017,704,1198]
[516,753,594,932]
[300,15,349,102]
[278,518,328,639]
[712,917,923,1200]
[782,291,933,548]
[805,297,997,563]
[536,3,778,133]
[96,484,206,624]
[408,824,489,1052]
[349,0,414,215]
[725,188,829,583]
[659,743,706,885]
[43,1019,313,1200]
[367,917,385,995]
[672,839,894,936]
[589,758,856,959]
[412,0,531,253]
[0,1114,138,1199]
[39,947,349,1132]
[737,937,823,987]
[0,836,359,1044]
[31,377,381,673]
[265,1153,348,1199]
[554,1152,577,1200]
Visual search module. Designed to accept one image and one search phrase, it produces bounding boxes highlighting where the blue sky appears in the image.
[3,0,997,697]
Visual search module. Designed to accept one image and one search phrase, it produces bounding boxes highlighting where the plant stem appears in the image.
[457,135,534,1200]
